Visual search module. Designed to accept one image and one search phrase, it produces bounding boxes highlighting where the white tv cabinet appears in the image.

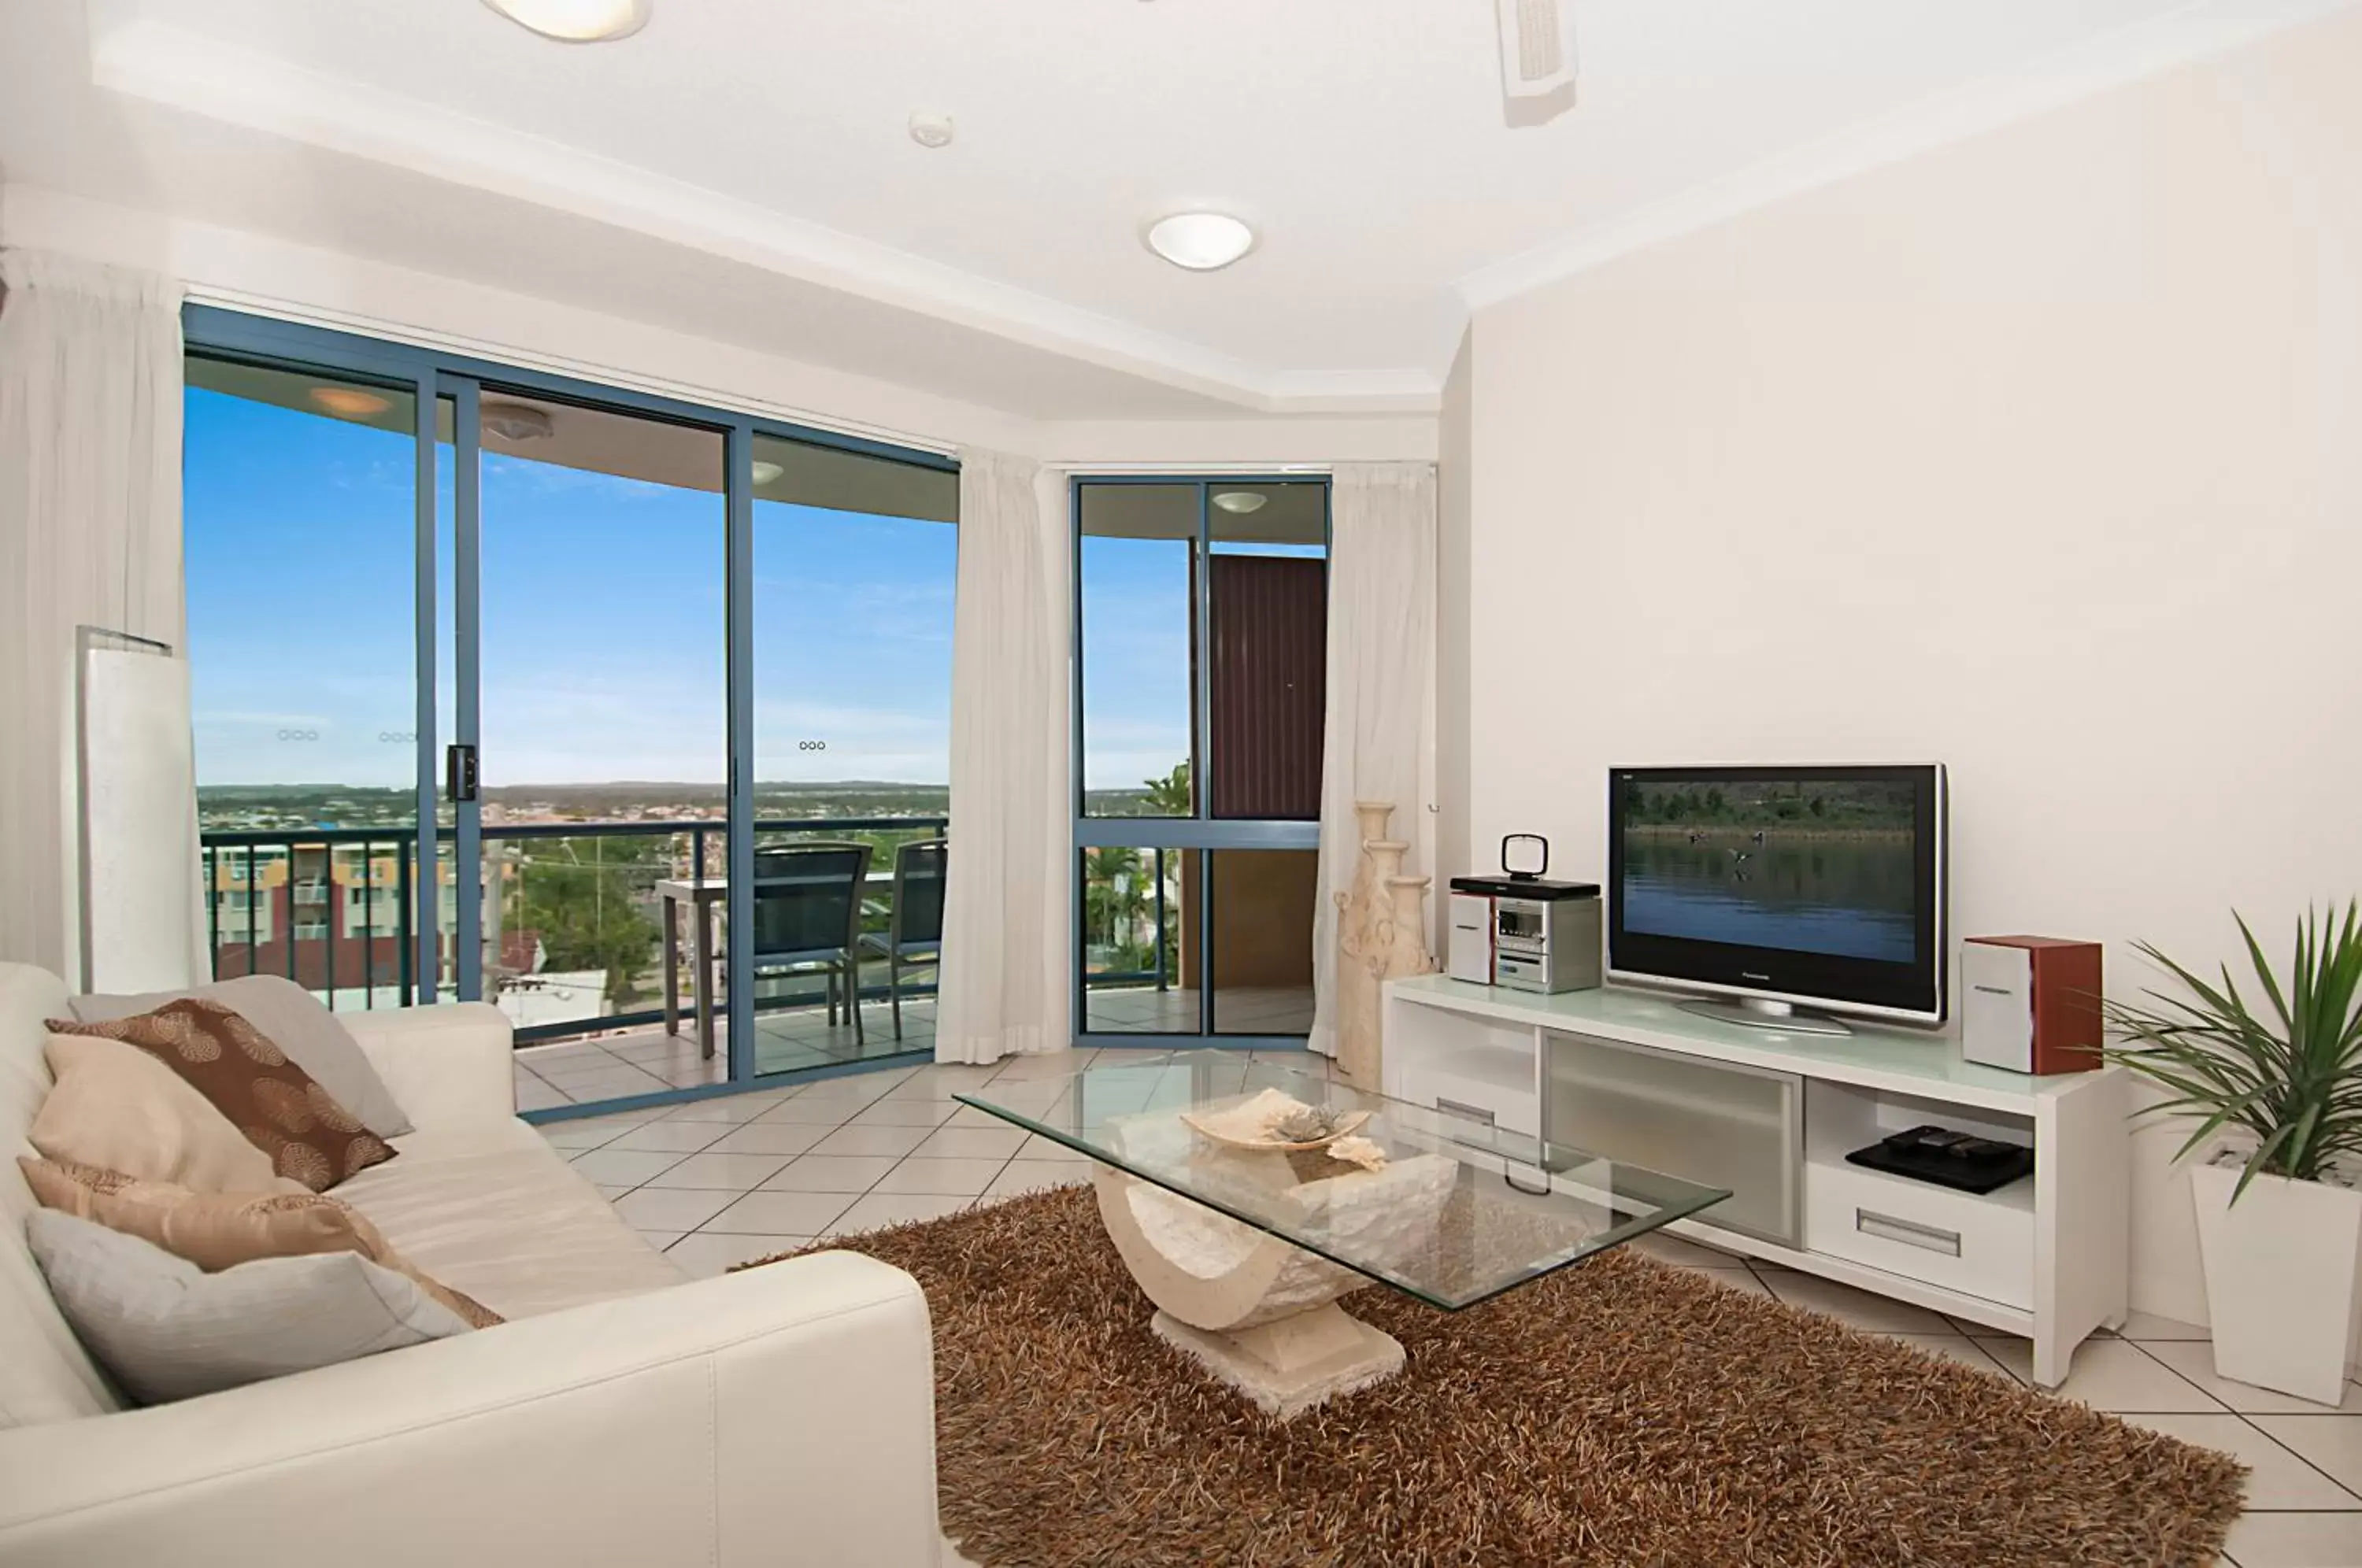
[1381,974,2129,1387]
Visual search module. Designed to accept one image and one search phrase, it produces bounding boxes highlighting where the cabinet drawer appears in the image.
[1803,1161,2034,1311]
[1395,1060,1540,1140]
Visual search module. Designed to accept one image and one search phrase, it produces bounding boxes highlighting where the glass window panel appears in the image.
[749,434,955,1071]
[184,356,421,1010]
[1079,484,1197,817]
[1206,483,1327,821]
[185,357,419,810]
[1208,849,1318,1036]
[1081,845,1195,1034]
[1208,482,1326,557]
[475,393,724,1056]
[750,432,956,821]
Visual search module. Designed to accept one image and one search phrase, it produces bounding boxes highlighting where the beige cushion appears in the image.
[18,1158,502,1329]
[28,1034,300,1194]
[25,1211,472,1406]
[70,975,413,1139]
[45,1000,398,1193]
[334,1120,684,1320]
[20,1158,378,1272]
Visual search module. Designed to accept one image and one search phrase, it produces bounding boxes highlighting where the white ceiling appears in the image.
[0,0,2347,419]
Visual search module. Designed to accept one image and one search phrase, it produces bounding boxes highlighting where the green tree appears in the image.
[1145,761,1191,816]
[1083,845,1148,954]
[513,838,661,1011]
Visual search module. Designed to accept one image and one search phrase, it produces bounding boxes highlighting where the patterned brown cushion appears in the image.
[46,1000,397,1193]
[19,1156,499,1329]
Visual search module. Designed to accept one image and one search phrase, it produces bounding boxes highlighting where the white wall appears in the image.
[1461,6,2362,1324]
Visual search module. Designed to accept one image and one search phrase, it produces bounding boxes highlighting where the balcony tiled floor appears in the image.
[544,1045,2362,1567]
[1082,983,1313,1036]
[513,999,941,1108]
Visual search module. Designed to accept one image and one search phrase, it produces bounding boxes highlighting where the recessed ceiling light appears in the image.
[1212,490,1268,515]
[481,0,651,43]
[309,386,391,419]
[1146,212,1255,272]
[750,460,784,486]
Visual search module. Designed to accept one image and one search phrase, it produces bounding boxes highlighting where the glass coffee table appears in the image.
[958,1052,1728,1419]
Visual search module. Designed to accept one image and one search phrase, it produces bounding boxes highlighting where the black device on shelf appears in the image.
[1846,1124,2034,1195]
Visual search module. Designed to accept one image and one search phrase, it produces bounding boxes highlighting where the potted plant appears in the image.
[2105,903,2362,1405]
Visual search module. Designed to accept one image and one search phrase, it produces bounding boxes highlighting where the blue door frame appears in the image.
[1070,475,1331,1052]
[182,305,957,1119]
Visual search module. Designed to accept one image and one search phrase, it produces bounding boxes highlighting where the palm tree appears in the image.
[1144,761,1190,816]
[1083,845,1148,954]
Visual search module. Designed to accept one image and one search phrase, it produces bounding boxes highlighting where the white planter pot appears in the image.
[2190,1159,2362,1406]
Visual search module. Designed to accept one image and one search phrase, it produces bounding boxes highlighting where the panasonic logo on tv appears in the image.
[1741,972,1772,982]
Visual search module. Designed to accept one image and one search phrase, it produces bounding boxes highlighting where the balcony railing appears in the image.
[198,816,947,1043]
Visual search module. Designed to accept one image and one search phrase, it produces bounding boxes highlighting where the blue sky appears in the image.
[185,387,1195,792]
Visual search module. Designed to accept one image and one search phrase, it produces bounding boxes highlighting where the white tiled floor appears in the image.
[542,1048,2362,1568]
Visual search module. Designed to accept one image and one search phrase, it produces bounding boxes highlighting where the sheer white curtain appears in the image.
[1309,463,1438,1058]
[0,250,195,986]
[935,449,1072,1063]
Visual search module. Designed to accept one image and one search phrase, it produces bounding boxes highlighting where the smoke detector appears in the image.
[909,113,955,150]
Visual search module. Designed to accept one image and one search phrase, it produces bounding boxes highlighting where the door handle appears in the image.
[446,743,479,804]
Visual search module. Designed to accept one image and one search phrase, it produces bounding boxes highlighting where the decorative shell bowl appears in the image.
[1180,1088,1373,1152]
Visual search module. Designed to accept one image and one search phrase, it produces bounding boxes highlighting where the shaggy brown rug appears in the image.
[748,1186,2245,1567]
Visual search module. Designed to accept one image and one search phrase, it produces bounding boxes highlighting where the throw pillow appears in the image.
[17,1159,502,1329]
[70,974,413,1138]
[46,1000,396,1193]
[25,1211,472,1405]
[29,1034,300,1193]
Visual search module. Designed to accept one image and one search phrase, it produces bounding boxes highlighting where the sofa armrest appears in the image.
[343,1003,515,1129]
[0,1250,939,1567]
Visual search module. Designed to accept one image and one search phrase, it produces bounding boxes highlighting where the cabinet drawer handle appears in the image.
[1435,1097,1497,1128]
[1856,1208,1962,1257]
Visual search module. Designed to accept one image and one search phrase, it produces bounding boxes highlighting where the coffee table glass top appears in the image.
[957,1053,1729,1311]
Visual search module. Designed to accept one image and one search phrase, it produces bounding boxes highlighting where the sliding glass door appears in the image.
[1072,478,1328,1047]
[183,351,439,1011]
[182,307,957,1118]
[748,432,957,1074]
[449,383,734,1104]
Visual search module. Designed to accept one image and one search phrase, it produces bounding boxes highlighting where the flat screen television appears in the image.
[1607,764,1947,1034]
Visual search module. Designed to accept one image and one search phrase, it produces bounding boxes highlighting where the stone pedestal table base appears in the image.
[1150,1304,1405,1421]
[1092,1148,1455,1421]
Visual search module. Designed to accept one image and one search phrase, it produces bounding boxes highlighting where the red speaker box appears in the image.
[1961,936,2104,1075]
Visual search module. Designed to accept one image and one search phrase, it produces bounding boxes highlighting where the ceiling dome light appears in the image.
[1146,212,1255,272]
[482,0,651,43]
[309,386,391,420]
[1212,490,1268,515]
[480,401,554,442]
[750,460,784,486]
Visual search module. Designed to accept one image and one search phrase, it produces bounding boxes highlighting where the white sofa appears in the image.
[0,963,941,1566]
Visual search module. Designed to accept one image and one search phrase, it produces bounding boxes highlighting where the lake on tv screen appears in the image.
[1618,779,1917,964]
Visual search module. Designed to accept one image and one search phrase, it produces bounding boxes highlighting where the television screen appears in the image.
[1609,764,1946,1023]
[1618,777,1918,962]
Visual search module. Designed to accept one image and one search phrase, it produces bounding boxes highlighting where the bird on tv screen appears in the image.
[1616,778,1918,963]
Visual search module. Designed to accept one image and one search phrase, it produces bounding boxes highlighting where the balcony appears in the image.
[200,815,946,1099]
